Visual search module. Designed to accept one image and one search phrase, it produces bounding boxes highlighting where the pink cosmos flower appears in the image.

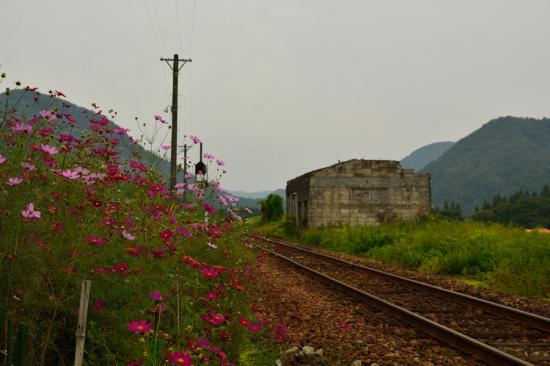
[153,115,167,124]
[54,90,66,97]
[204,292,218,301]
[216,159,225,166]
[244,207,253,214]
[148,290,163,301]
[207,242,218,249]
[40,144,59,155]
[86,237,107,246]
[10,122,32,134]
[200,268,219,279]
[161,145,171,150]
[203,153,215,160]
[38,110,56,121]
[7,177,23,185]
[92,299,106,312]
[0,155,6,165]
[21,162,36,171]
[121,230,136,241]
[127,319,153,334]
[203,312,226,326]
[247,322,262,333]
[115,262,130,274]
[190,135,201,144]
[113,127,129,135]
[338,321,350,330]
[168,352,192,366]
[21,203,41,219]
[203,203,215,216]
[60,169,79,179]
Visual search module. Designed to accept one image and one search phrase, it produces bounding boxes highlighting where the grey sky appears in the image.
[2,1,550,192]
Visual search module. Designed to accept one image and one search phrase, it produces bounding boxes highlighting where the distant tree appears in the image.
[434,201,462,220]
[259,194,284,223]
[541,185,550,197]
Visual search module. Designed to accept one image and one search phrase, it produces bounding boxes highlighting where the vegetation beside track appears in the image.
[250,216,550,300]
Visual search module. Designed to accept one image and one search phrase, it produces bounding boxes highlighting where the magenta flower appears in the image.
[127,360,144,366]
[127,319,153,334]
[54,90,66,97]
[200,268,219,279]
[168,352,192,366]
[21,203,41,219]
[190,135,201,144]
[247,322,262,333]
[92,299,106,312]
[7,177,23,185]
[115,262,130,274]
[40,144,59,155]
[86,237,107,246]
[153,115,167,124]
[161,145,171,151]
[338,320,350,330]
[203,203,215,216]
[204,292,218,301]
[203,312,226,326]
[148,290,163,301]
[0,155,6,165]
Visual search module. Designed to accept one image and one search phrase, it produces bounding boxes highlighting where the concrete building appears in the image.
[286,159,431,228]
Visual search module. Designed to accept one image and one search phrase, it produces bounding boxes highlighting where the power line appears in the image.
[189,0,198,56]
[141,0,163,56]
[174,0,185,56]
[152,0,168,55]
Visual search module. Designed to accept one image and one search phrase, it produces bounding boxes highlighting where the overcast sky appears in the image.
[1,1,550,192]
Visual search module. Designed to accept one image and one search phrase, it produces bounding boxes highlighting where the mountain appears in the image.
[228,190,273,199]
[401,141,454,171]
[421,116,550,215]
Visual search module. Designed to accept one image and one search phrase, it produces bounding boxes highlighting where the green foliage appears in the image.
[259,194,284,223]
[422,116,550,215]
[261,218,550,299]
[472,185,550,228]
[433,201,462,220]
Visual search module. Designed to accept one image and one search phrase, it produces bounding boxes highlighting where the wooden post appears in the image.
[73,280,91,366]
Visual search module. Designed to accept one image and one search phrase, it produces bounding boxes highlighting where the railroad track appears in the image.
[251,234,550,366]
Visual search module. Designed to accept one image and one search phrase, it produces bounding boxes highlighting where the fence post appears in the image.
[16,323,25,366]
[73,280,91,366]
[6,319,13,366]
[0,304,3,366]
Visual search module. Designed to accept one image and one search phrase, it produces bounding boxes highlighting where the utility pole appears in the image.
[160,54,192,192]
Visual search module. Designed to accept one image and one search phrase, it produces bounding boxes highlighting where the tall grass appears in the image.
[269,219,550,299]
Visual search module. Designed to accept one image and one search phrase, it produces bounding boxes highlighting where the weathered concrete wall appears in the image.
[286,160,431,228]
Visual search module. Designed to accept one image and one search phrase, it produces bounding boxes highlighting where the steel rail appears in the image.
[258,243,534,366]
[255,235,550,334]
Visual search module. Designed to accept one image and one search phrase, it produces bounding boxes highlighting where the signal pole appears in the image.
[160,54,192,192]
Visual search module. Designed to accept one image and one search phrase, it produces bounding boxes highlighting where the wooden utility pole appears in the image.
[160,54,192,192]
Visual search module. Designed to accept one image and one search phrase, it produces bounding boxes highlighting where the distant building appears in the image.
[286,159,431,228]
